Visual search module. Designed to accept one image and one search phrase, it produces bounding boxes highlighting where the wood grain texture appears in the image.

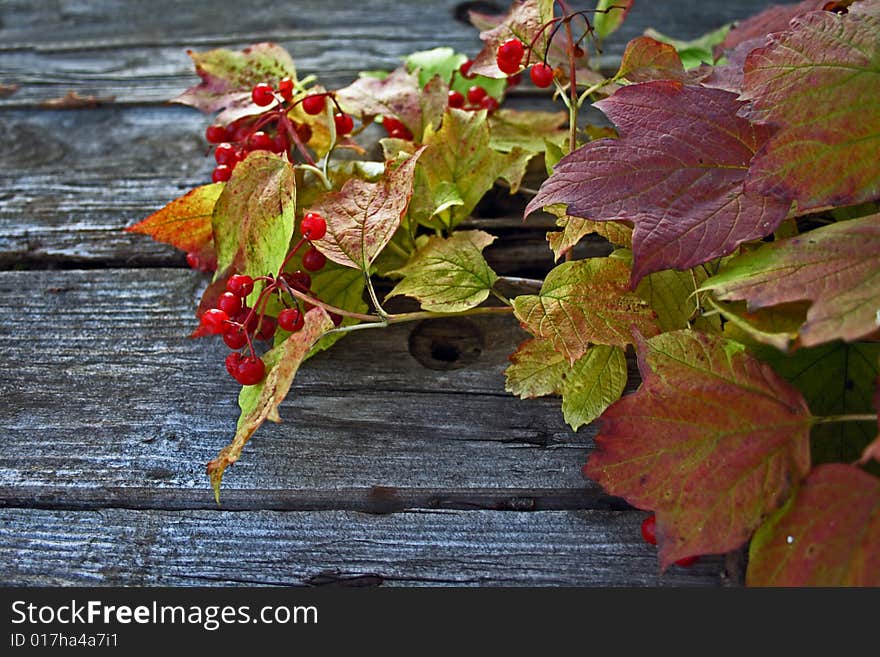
[0,0,780,107]
[0,508,728,586]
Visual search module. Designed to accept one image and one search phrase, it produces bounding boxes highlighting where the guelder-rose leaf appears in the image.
[699,214,880,347]
[175,43,297,124]
[742,10,880,209]
[311,148,426,271]
[545,205,632,262]
[718,1,827,54]
[505,338,568,399]
[615,36,686,83]
[127,183,222,253]
[584,330,813,568]
[526,82,790,285]
[561,345,627,431]
[335,66,445,141]
[409,109,530,231]
[207,307,335,500]
[593,0,634,39]
[512,257,659,363]
[747,464,880,586]
[387,230,498,312]
[212,152,295,290]
[488,108,568,155]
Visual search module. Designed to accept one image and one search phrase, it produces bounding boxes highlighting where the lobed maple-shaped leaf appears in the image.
[409,108,530,231]
[211,152,295,294]
[470,0,554,78]
[700,214,880,347]
[207,307,335,500]
[526,82,790,285]
[387,230,498,312]
[488,108,567,155]
[718,1,827,54]
[741,10,880,210]
[335,66,446,142]
[175,43,297,124]
[545,205,632,262]
[127,183,221,253]
[512,256,659,363]
[747,464,880,586]
[615,36,687,83]
[560,344,627,431]
[593,0,634,40]
[311,148,425,271]
[505,338,568,399]
[584,330,813,568]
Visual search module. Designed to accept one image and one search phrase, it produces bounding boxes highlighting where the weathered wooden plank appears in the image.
[0,103,605,268]
[0,268,631,501]
[0,508,729,586]
[0,0,778,107]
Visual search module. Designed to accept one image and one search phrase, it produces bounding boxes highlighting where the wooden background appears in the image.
[0,0,778,586]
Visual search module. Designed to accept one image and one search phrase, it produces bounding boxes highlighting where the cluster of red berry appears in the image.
[495,38,555,88]
[204,80,356,183]
[640,515,700,568]
[197,212,338,386]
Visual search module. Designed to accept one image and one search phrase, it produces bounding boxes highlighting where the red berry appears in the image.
[272,132,289,154]
[302,247,327,272]
[280,271,311,293]
[675,555,700,568]
[496,38,525,74]
[247,130,274,151]
[278,307,305,332]
[447,90,465,108]
[506,72,522,88]
[217,291,243,315]
[459,59,475,79]
[214,143,238,165]
[278,77,294,101]
[205,124,229,144]
[467,85,487,105]
[226,274,255,298]
[302,94,325,115]
[186,251,201,270]
[479,95,499,112]
[234,307,258,333]
[382,116,405,134]
[255,316,276,341]
[225,352,243,378]
[334,112,354,135]
[530,63,554,88]
[301,211,327,241]
[212,165,232,183]
[222,326,248,350]
[252,82,275,106]
[235,356,266,385]
[199,308,229,335]
[229,118,253,142]
[640,514,657,546]
[388,126,413,140]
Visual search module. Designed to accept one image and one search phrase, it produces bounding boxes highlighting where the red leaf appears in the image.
[584,330,813,569]
[741,10,880,210]
[747,464,880,586]
[526,82,790,285]
[127,183,222,253]
[718,1,827,54]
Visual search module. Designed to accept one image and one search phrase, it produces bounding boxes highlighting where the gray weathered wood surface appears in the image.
[0,0,772,587]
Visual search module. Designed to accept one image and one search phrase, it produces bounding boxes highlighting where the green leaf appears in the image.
[387,230,498,312]
[488,109,568,154]
[561,345,627,431]
[747,464,880,586]
[741,10,880,210]
[307,265,369,355]
[644,24,731,69]
[311,147,426,271]
[584,330,813,568]
[505,338,568,399]
[545,204,632,262]
[637,265,720,333]
[700,214,880,347]
[593,0,633,39]
[713,298,807,352]
[207,307,335,500]
[405,47,467,87]
[212,152,296,294]
[175,43,298,124]
[127,183,222,253]
[512,257,660,363]
[409,108,530,231]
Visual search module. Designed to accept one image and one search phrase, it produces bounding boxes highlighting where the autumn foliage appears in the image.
[128,0,880,585]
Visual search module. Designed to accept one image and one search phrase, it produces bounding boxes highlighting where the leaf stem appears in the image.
[286,287,380,322]
[364,270,389,321]
[297,163,332,190]
[812,414,878,425]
